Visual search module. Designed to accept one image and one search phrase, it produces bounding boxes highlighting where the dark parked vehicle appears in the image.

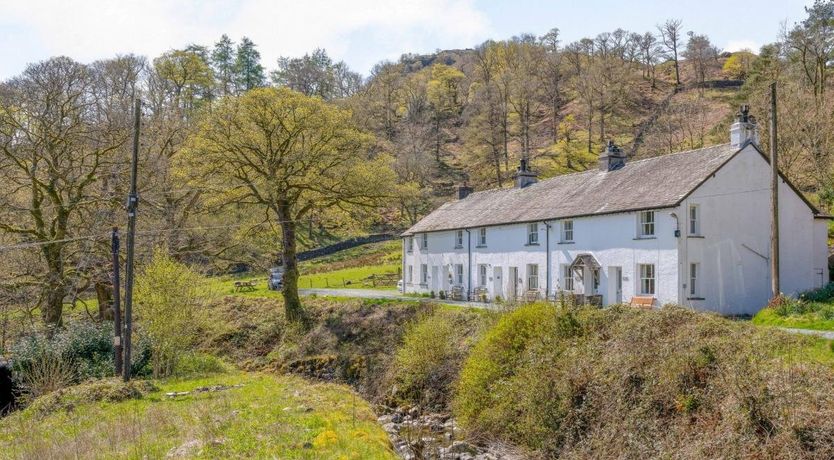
[268,268,283,291]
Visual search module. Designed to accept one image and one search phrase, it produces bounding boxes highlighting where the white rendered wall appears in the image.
[677,144,827,315]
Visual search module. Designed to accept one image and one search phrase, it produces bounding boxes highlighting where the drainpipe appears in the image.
[465,229,472,301]
[544,221,553,300]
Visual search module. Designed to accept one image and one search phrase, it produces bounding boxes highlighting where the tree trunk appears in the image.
[277,199,305,323]
[95,280,114,320]
[41,245,65,329]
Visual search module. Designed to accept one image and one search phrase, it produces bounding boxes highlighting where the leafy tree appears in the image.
[235,37,266,92]
[271,48,362,100]
[184,87,395,321]
[212,34,237,96]
[153,49,214,112]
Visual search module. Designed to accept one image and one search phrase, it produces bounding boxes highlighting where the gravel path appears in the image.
[778,327,834,340]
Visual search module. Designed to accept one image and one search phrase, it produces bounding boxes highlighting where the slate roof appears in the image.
[404,143,742,235]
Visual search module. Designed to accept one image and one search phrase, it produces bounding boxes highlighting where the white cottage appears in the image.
[401,109,830,315]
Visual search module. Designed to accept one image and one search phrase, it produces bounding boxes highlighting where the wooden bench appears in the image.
[524,290,541,302]
[234,281,257,292]
[629,296,655,309]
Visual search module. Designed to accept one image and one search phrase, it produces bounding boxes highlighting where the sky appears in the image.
[0,0,816,80]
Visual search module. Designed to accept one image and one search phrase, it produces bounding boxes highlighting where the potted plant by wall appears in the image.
[430,291,436,298]
[439,291,446,300]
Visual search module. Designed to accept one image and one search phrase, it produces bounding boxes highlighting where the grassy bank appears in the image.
[0,371,395,459]
[753,302,834,331]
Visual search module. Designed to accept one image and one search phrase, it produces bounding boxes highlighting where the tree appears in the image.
[184,87,394,321]
[212,34,237,96]
[0,58,130,327]
[658,19,683,85]
[683,31,719,88]
[722,50,757,79]
[271,48,362,100]
[153,49,214,113]
[426,64,465,161]
[637,32,663,87]
[235,37,266,92]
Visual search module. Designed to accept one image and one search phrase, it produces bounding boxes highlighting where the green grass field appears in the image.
[752,304,834,331]
[0,371,395,460]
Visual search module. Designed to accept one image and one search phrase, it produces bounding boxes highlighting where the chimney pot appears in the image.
[515,158,538,188]
[730,105,760,148]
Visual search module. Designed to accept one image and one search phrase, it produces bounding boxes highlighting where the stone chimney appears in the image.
[457,183,474,200]
[730,105,759,148]
[599,140,626,171]
[515,158,538,188]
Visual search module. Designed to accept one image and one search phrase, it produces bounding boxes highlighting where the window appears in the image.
[478,228,487,246]
[638,211,655,237]
[527,264,539,290]
[592,268,600,293]
[406,236,413,253]
[689,205,700,235]
[421,264,428,285]
[455,264,464,285]
[561,220,574,242]
[407,265,413,283]
[527,223,539,245]
[689,263,699,296]
[562,265,574,291]
[639,264,656,295]
[421,233,428,249]
[478,264,488,286]
[455,230,464,248]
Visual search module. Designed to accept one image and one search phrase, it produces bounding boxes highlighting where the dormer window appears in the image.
[527,223,539,245]
[455,230,464,248]
[638,211,655,238]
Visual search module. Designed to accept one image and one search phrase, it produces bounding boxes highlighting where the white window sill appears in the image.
[634,236,657,240]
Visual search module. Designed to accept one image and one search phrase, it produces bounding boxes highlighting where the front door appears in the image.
[608,266,623,304]
[431,266,439,292]
[508,266,518,300]
[493,266,503,300]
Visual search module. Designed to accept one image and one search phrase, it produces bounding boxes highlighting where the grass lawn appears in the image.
[0,371,395,460]
[752,305,834,331]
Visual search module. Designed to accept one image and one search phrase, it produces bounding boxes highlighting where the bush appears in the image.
[454,304,834,458]
[135,249,208,377]
[388,309,486,409]
[11,321,152,398]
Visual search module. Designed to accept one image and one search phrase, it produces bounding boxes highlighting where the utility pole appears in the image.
[111,227,123,376]
[123,98,141,381]
[769,82,780,298]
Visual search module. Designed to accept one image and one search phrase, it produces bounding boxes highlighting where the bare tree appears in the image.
[658,19,684,86]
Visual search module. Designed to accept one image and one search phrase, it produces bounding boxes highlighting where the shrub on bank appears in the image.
[454,303,834,458]
[388,308,487,409]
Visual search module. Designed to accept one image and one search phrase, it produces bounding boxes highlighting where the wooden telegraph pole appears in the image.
[769,82,780,298]
[111,227,123,375]
[123,98,141,381]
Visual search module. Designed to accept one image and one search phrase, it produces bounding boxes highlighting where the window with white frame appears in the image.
[527,223,539,245]
[455,230,464,248]
[478,264,488,286]
[527,264,539,290]
[455,264,464,285]
[421,233,428,249]
[421,264,428,285]
[407,265,413,283]
[639,263,656,295]
[689,205,700,235]
[406,236,414,253]
[689,263,699,296]
[562,265,574,291]
[561,219,574,242]
[478,227,487,246]
[638,211,655,237]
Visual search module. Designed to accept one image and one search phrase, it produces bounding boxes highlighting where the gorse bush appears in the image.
[135,249,208,377]
[454,304,834,458]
